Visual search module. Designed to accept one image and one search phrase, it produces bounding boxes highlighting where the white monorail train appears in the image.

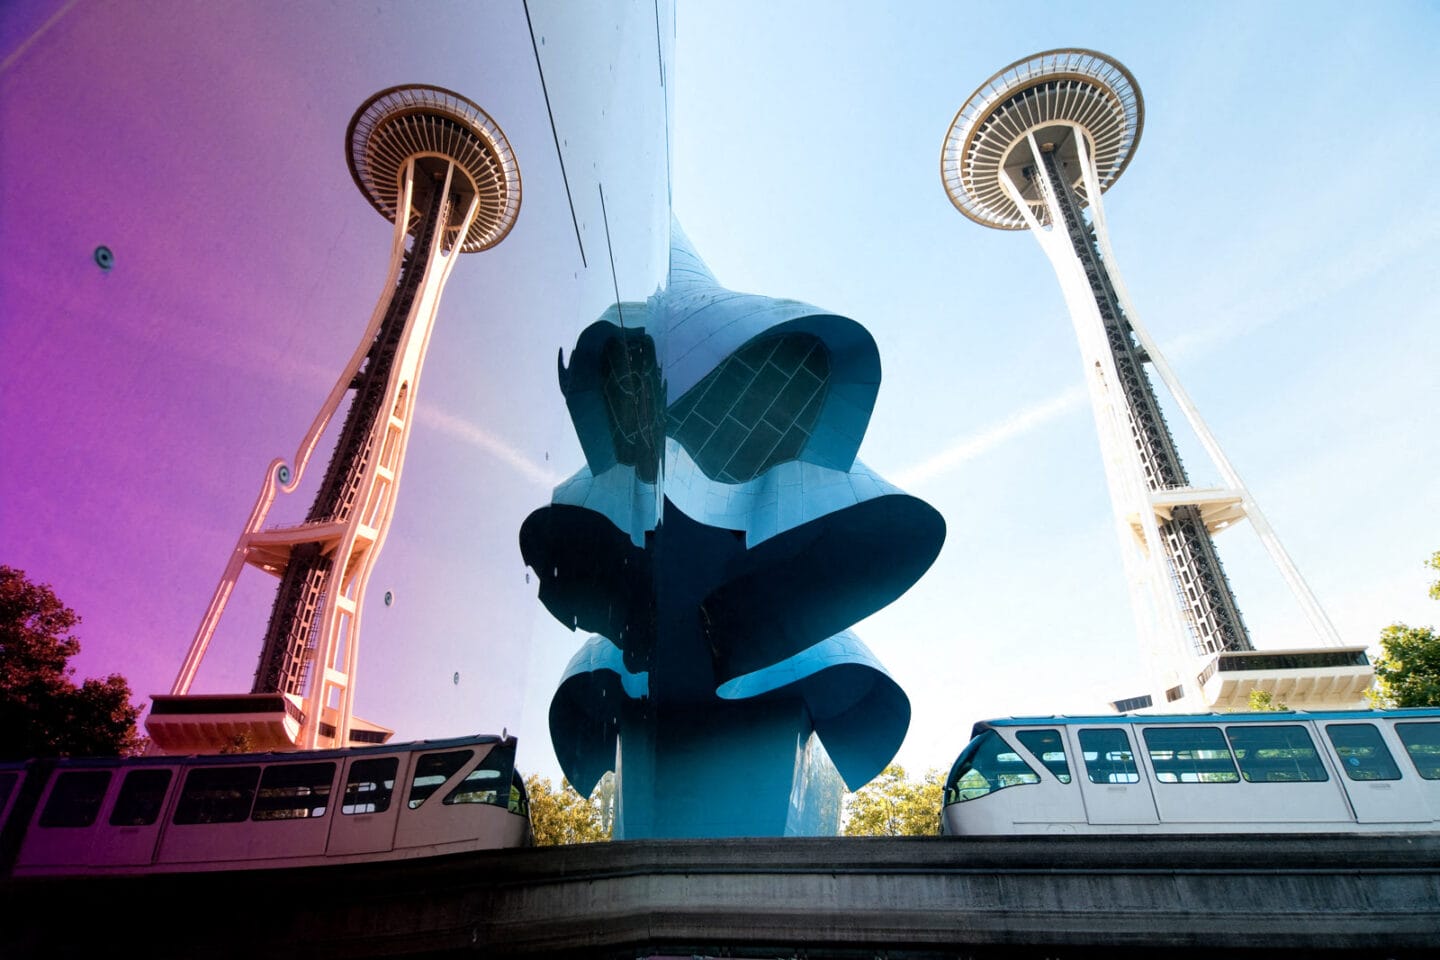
[943,709,1440,835]
[0,733,531,877]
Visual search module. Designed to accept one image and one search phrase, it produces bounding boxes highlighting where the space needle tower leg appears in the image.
[146,87,520,753]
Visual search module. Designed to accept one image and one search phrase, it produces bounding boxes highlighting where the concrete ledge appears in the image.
[5,834,1438,957]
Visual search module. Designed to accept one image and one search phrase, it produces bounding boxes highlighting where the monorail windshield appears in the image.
[944,730,1040,804]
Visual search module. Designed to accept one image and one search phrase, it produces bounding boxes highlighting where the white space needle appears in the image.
[941,50,1371,710]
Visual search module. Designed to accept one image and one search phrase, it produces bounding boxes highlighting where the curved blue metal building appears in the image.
[522,226,944,837]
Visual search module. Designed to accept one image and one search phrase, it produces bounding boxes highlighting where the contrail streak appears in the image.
[891,386,1087,489]
[417,405,562,487]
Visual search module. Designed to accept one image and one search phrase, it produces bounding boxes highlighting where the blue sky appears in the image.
[670,1,1440,769]
[2,0,1437,785]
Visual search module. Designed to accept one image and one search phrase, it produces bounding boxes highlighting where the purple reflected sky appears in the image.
[3,1,1438,783]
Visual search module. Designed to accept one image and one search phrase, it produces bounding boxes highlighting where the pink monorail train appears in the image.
[0,733,530,876]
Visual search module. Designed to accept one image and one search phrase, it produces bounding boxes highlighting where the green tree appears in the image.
[525,774,613,845]
[1371,624,1440,708]
[1247,689,1287,712]
[841,764,943,836]
[0,565,143,759]
[1368,551,1440,708]
[219,731,257,754]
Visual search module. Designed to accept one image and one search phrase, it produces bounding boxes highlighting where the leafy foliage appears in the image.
[218,731,257,754]
[1368,551,1440,709]
[841,764,943,836]
[1247,689,1288,712]
[1371,624,1440,708]
[0,565,142,760]
[525,774,613,845]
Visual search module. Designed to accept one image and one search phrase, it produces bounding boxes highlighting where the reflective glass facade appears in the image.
[526,226,944,837]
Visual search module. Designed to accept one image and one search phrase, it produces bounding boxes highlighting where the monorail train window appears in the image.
[1143,727,1239,783]
[1394,723,1440,780]
[109,768,173,826]
[509,770,530,817]
[943,730,1039,804]
[0,771,19,809]
[445,766,502,806]
[1078,729,1140,784]
[1325,724,1401,781]
[252,762,335,821]
[173,766,261,824]
[1016,729,1072,783]
[446,740,516,807]
[1224,725,1328,783]
[408,750,472,809]
[342,757,398,814]
[38,770,112,827]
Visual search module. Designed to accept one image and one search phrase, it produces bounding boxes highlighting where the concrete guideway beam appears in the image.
[5,834,1437,957]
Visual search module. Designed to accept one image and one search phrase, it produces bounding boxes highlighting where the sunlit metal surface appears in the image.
[347,84,521,252]
[941,48,1142,230]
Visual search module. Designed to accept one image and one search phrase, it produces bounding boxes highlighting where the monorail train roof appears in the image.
[973,708,1440,738]
[11,732,511,770]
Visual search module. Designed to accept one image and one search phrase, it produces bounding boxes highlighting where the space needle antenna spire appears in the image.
[147,86,520,752]
[941,50,1371,710]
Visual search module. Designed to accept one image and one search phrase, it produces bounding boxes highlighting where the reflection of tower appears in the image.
[146,86,520,752]
[941,50,1371,710]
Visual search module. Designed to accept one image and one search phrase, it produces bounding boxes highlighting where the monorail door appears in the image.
[1321,721,1425,824]
[1070,726,1159,825]
[326,753,407,856]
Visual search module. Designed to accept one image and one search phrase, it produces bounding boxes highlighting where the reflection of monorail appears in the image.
[0,734,531,877]
[943,710,1440,835]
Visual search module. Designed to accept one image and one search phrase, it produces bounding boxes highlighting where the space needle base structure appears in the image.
[941,50,1370,711]
[146,86,520,752]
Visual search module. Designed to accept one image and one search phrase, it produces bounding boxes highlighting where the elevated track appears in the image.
[5,833,1437,957]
